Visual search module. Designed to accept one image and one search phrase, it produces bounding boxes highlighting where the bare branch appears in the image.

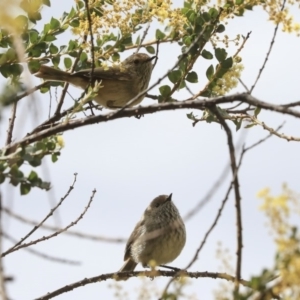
[2,174,78,257]
[250,0,287,93]
[183,163,230,221]
[243,123,285,153]
[281,100,300,108]
[234,31,252,58]
[2,188,96,257]
[12,83,47,103]
[211,106,243,294]
[34,270,251,300]
[135,23,151,53]
[2,232,81,265]
[5,102,17,146]
[0,194,8,300]
[2,206,126,243]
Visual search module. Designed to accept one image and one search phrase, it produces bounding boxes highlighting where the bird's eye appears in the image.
[134,59,139,64]
[155,203,160,208]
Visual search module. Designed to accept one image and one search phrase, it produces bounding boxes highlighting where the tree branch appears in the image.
[34,270,251,300]
[5,93,300,155]
[211,106,243,295]
[2,187,95,257]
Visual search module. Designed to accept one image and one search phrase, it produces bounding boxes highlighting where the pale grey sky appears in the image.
[1,1,300,299]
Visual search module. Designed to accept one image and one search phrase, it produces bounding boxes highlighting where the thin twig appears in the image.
[234,31,252,58]
[0,194,8,300]
[34,270,250,300]
[5,102,17,146]
[2,232,81,265]
[249,0,286,93]
[238,78,250,93]
[2,188,96,257]
[186,181,234,269]
[2,206,126,243]
[2,174,78,257]
[242,123,285,154]
[281,100,300,108]
[211,106,243,294]
[135,23,151,53]
[53,47,87,116]
[12,83,47,103]
[183,163,230,221]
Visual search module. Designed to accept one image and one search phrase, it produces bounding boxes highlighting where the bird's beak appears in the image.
[166,193,172,202]
[148,56,157,62]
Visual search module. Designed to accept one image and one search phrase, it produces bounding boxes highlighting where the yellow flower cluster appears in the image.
[216,0,300,34]
[212,62,244,96]
[257,185,300,297]
[77,0,187,37]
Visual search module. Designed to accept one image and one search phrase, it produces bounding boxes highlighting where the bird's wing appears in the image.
[124,219,144,261]
[72,66,134,81]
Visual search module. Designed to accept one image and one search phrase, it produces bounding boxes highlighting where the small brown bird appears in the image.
[119,194,186,272]
[35,53,156,109]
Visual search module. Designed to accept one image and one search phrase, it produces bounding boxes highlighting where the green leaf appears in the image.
[244,123,256,129]
[221,57,233,69]
[0,172,5,184]
[0,163,7,172]
[43,23,50,34]
[146,46,155,54]
[70,19,80,27]
[52,56,60,67]
[10,64,24,76]
[183,36,192,46]
[215,48,227,62]
[40,181,51,190]
[28,61,41,73]
[122,35,132,45]
[112,52,120,62]
[28,157,42,167]
[28,170,38,182]
[186,71,198,83]
[209,8,219,19]
[135,35,141,45]
[29,30,39,43]
[236,0,244,4]
[46,141,56,151]
[80,52,88,62]
[202,12,211,22]
[49,43,58,54]
[50,17,60,30]
[43,0,51,6]
[64,57,72,69]
[201,49,213,59]
[156,29,166,40]
[168,70,182,84]
[6,48,17,61]
[51,153,60,163]
[235,119,242,131]
[206,65,214,80]
[254,107,261,117]
[159,85,171,97]
[44,34,56,42]
[20,183,31,195]
[10,164,22,178]
[40,86,49,93]
[216,24,225,33]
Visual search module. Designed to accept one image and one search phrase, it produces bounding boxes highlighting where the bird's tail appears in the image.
[35,65,71,82]
[118,259,137,272]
